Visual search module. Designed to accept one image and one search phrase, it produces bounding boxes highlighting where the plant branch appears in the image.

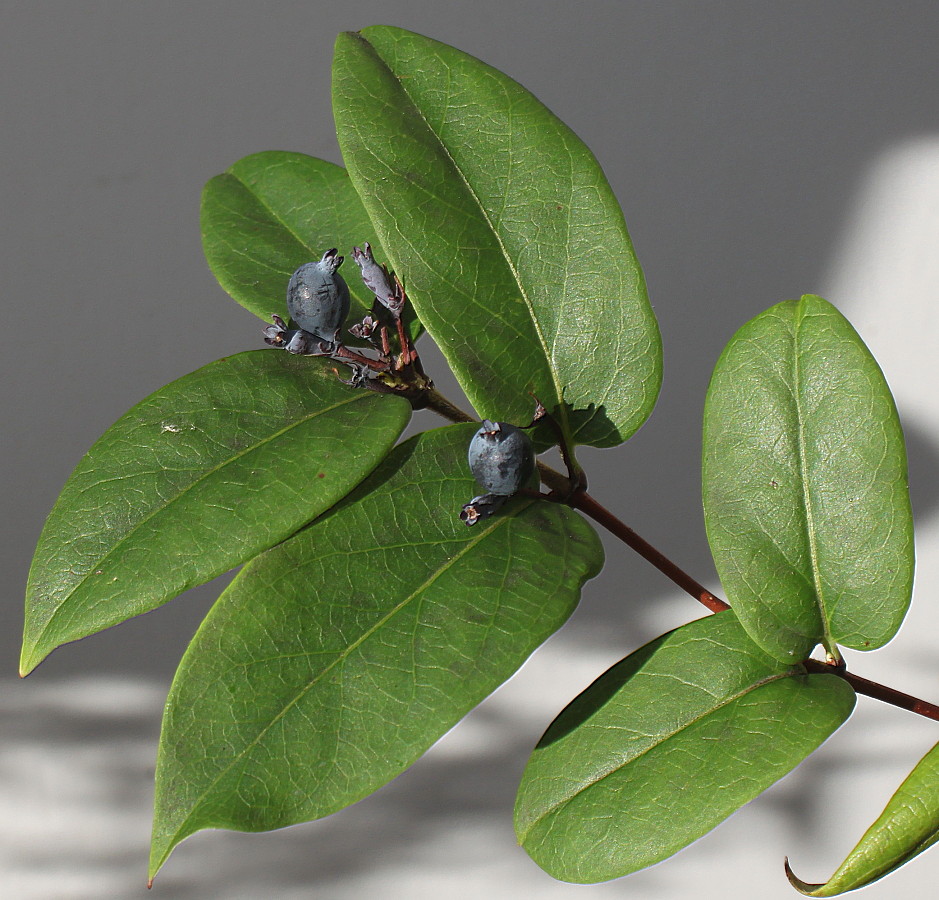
[570,491,730,614]
[419,384,939,722]
[331,344,388,371]
[571,489,939,723]
[803,659,939,720]
[422,389,476,423]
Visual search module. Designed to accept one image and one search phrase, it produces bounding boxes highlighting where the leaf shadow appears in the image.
[531,638,664,748]
[904,418,939,524]
[528,401,622,453]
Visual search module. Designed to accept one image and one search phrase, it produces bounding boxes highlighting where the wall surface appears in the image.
[3,2,938,897]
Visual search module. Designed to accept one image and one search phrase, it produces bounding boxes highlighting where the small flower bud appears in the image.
[349,315,378,339]
[353,242,394,302]
[460,493,508,526]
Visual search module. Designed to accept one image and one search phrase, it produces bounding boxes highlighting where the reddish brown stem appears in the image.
[570,490,729,614]
[395,314,415,367]
[804,659,939,720]
[571,489,939,723]
[421,389,939,724]
[332,344,387,371]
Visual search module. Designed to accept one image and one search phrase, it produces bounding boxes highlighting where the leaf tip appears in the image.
[18,644,41,678]
[148,846,169,888]
[334,29,368,52]
[785,856,824,896]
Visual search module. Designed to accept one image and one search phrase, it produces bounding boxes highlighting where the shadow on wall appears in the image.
[7,143,939,900]
[822,136,939,525]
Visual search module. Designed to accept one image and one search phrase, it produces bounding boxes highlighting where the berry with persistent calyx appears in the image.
[286,249,350,344]
[461,420,533,526]
[467,420,534,496]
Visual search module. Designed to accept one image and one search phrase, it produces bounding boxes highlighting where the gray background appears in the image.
[3,2,938,897]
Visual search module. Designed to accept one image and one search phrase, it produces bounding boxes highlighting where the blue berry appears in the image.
[286,249,350,344]
[462,421,534,525]
[467,420,534,497]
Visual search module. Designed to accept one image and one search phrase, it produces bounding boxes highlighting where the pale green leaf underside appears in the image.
[515,611,855,883]
[332,26,661,448]
[702,294,913,661]
[149,424,603,881]
[201,151,390,337]
[22,351,410,674]
[787,740,939,896]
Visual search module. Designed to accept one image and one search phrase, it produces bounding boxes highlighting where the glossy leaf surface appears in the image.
[22,351,410,674]
[332,26,661,448]
[515,611,855,883]
[149,424,603,880]
[702,295,913,661]
[787,740,939,896]
[201,151,390,335]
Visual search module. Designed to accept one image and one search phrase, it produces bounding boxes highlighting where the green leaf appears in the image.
[702,294,913,661]
[514,611,855,883]
[332,26,661,448]
[201,150,398,338]
[787,740,939,896]
[21,351,410,675]
[149,424,603,882]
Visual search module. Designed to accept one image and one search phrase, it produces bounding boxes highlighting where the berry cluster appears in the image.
[263,244,421,388]
[265,250,540,526]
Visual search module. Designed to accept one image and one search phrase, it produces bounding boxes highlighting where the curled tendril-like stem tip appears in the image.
[783,858,822,895]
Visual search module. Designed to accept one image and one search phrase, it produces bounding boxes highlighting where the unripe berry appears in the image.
[286,249,350,343]
[352,243,399,312]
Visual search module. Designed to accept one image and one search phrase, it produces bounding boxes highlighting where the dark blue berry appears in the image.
[467,420,534,497]
[286,249,350,344]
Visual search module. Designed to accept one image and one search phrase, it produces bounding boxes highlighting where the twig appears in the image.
[419,386,939,722]
[571,491,729,613]
[571,490,939,723]
[422,389,476,424]
[803,659,939,720]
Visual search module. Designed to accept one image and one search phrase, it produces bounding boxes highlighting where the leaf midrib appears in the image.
[155,500,530,868]
[220,160,373,313]
[791,302,834,652]
[357,33,571,441]
[29,389,376,658]
[228,161,324,260]
[520,667,794,839]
